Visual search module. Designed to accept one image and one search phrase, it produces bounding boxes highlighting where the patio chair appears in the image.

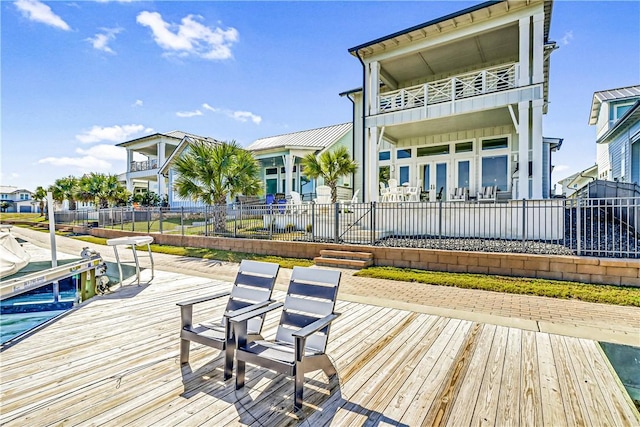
[314,185,332,204]
[339,189,360,212]
[450,187,468,202]
[177,260,280,380]
[386,179,404,202]
[380,183,390,202]
[405,186,420,202]
[477,186,497,202]
[232,266,342,410]
[288,191,307,213]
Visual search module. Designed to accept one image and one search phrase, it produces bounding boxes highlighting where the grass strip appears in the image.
[355,266,640,307]
[72,236,314,269]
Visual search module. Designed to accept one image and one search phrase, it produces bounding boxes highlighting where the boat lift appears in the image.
[0,251,107,302]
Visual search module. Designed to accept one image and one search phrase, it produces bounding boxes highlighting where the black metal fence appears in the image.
[55,196,639,258]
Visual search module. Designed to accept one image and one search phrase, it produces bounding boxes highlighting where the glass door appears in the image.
[421,161,448,201]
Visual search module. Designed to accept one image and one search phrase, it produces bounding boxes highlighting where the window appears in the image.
[396,149,412,159]
[455,142,473,153]
[266,168,278,175]
[417,145,449,157]
[457,161,470,189]
[612,102,634,121]
[378,151,391,161]
[379,166,390,185]
[482,138,508,150]
[399,165,409,185]
[482,155,508,191]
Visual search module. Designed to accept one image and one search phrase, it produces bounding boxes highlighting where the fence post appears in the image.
[522,198,527,251]
[234,204,237,238]
[438,199,443,240]
[334,202,340,244]
[311,203,315,242]
[576,196,582,256]
[181,207,184,236]
[268,205,273,240]
[159,208,163,234]
[132,207,135,232]
[147,207,150,233]
[370,202,377,246]
[204,206,208,237]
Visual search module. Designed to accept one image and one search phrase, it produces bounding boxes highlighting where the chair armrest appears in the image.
[176,291,231,307]
[292,313,340,339]
[230,301,284,324]
[224,300,275,319]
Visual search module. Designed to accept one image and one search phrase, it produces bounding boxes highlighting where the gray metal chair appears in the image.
[177,260,280,380]
[232,266,341,409]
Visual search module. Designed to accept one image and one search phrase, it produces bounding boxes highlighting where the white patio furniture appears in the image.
[339,189,360,212]
[477,186,497,203]
[288,191,308,213]
[314,186,332,204]
[450,187,469,202]
[405,186,420,202]
[380,182,390,202]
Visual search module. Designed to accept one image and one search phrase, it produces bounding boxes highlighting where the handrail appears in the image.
[378,62,518,113]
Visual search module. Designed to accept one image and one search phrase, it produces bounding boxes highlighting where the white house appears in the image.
[117,131,219,199]
[245,123,353,200]
[0,186,36,213]
[346,0,560,202]
[589,85,640,184]
[557,164,598,198]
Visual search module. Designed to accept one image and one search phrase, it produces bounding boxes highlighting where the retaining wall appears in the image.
[90,228,640,287]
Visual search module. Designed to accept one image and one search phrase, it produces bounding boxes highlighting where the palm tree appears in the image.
[33,186,47,216]
[301,146,358,203]
[173,140,261,231]
[78,173,127,209]
[49,176,79,210]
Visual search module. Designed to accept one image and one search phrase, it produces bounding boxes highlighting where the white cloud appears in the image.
[176,110,203,118]
[75,144,127,160]
[75,124,152,143]
[132,99,144,107]
[202,103,261,124]
[136,11,238,60]
[15,0,71,31]
[87,27,122,54]
[38,156,112,171]
[561,30,573,46]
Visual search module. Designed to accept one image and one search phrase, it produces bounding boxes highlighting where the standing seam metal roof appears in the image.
[589,85,640,124]
[245,123,352,152]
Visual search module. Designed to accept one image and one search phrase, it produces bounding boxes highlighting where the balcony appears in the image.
[130,159,158,172]
[378,63,518,114]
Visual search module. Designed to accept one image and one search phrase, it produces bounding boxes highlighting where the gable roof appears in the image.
[589,85,640,125]
[245,123,352,153]
[116,130,217,147]
[158,134,222,176]
[596,100,640,144]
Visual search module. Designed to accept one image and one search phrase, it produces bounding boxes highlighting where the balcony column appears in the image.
[368,61,379,115]
[367,127,379,202]
[126,149,133,191]
[531,99,544,198]
[532,12,545,85]
[518,17,531,86]
[518,101,530,199]
[157,141,166,196]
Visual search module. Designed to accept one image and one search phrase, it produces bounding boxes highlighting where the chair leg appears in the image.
[236,359,245,390]
[294,364,304,410]
[180,339,190,364]
[224,342,234,381]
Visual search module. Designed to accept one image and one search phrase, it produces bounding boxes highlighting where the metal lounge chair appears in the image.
[477,185,497,202]
[232,266,342,409]
[450,187,469,202]
[177,260,280,380]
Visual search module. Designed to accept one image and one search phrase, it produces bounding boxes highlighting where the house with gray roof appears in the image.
[245,123,353,200]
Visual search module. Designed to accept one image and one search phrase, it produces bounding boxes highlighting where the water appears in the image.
[1,310,67,344]
[600,342,640,408]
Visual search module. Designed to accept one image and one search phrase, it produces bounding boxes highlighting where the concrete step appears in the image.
[313,256,373,269]
[319,249,373,261]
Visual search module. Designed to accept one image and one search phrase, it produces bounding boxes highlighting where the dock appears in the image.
[1,267,638,426]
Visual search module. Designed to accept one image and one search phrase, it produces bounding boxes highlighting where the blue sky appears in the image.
[2,0,639,192]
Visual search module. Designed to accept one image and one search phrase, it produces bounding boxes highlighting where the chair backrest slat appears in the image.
[236,272,277,289]
[230,285,271,303]
[275,267,341,352]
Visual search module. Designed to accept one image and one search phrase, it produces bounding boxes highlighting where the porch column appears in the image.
[157,141,167,197]
[518,17,531,86]
[368,127,379,202]
[368,61,379,115]
[531,99,544,198]
[126,149,133,191]
[283,154,293,194]
[518,101,530,199]
[532,13,545,85]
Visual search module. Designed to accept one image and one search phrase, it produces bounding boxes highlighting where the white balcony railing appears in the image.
[130,159,158,172]
[378,62,518,113]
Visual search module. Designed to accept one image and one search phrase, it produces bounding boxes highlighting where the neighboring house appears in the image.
[117,130,219,200]
[245,123,353,200]
[557,164,598,198]
[589,85,640,185]
[0,186,36,213]
[345,0,560,202]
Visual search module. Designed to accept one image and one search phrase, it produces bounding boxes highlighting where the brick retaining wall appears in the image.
[90,229,640,287]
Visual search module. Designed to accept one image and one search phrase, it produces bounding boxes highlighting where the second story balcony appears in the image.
[377,63,518,114]
[130,159,158,172]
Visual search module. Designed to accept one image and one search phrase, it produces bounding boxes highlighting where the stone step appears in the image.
[319,250,373,260]
[313,256,373,269]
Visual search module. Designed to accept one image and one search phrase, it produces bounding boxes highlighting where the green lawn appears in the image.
[355,266,640,307]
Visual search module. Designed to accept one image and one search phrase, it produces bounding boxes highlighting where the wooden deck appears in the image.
[1,269,638,426]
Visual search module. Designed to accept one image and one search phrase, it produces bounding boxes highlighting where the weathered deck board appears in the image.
[1,269,638,427]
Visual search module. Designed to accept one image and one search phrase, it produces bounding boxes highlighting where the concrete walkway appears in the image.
[10,227,640,347]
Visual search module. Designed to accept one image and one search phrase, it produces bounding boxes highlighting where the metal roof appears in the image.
[589,85,640,125]
[245,123,352,152]
[116,130,217,147]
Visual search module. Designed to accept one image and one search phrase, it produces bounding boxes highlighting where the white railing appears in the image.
[378,62,518,113]
[130,159,158,172]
